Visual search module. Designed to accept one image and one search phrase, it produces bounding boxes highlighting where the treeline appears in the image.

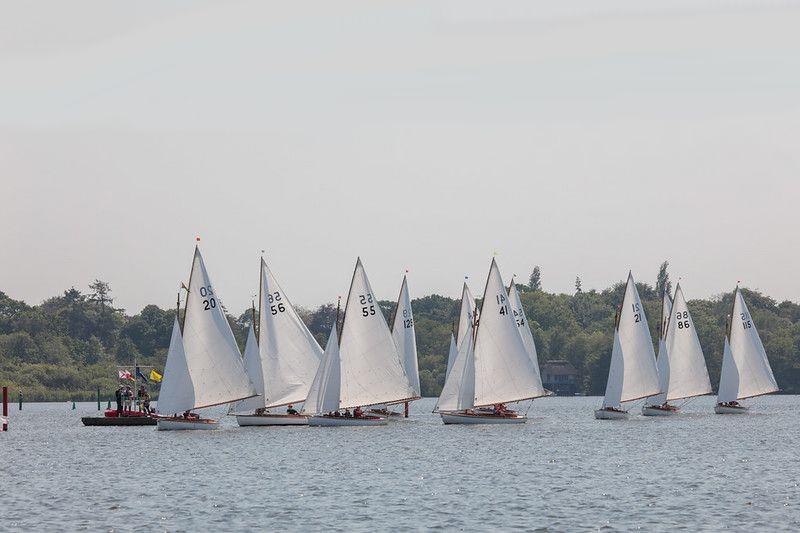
[1,264,799,401]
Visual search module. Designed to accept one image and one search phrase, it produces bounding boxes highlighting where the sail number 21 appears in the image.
[631,303,642,323]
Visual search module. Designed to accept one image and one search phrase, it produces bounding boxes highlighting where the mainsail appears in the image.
[444,333,458,378]
[391,275,421,397]
[436,325,476,412]
[508,282,542,375]
[717,288,779,403]
[601,272,660,408]
[651,290,674,405]
[658,284,712,402]
[456,283,476,350]
[159,247,257,414]
[231,324,263,413]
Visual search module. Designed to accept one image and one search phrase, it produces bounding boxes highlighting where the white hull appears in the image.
[440,411,526,425]
[236,414,309,426]
[156,417,220,431]
[308,416,387,427]
[641,405,679,417]
[594,408,628,420]
[715,404,749,414]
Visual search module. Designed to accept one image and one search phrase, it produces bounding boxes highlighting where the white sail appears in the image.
[337,258,417,409]
[508,282,542,376]
[391,275,421,396]
[178,247,257,410]
[651,290,674,405]
[259,259,323,408]
[445,333,458,378]
[601,272,660,407]
[230,324,264,413]
[456,283,477,350]
[660,284,712,401]
[157,318,194,415]
[303,324,341,415]
[436,325,476,412]
[717,289,779,403]
[473,259,547,407]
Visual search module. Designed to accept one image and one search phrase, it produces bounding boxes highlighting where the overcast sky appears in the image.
[2,0,799,313]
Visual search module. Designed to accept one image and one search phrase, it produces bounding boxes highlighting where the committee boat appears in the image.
[435,259,547,424]
[305,258,419,427]
[595,272,661,420]
[156,245,257,430]
[715,286,779,414]
[643,284,712,416]
[369,274,420,419]
[232,258,323,426]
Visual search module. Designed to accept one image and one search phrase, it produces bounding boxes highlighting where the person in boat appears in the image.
[286,404,298,415]
[138,386,151,414]
[493,403,508,416]
[124,386,134,411]
[115,386,124,414]
[255,407,267,415]
[182,410,199,420]
[333,411,341,417]
[344,409,352,418]
[353,406,364,418]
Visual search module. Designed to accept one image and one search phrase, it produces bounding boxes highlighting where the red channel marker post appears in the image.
[2,386,8,431]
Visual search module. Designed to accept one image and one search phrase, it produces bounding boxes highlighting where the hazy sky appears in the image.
[2,0,800,313]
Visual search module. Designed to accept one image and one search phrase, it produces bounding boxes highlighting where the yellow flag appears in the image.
[149,369,163,383]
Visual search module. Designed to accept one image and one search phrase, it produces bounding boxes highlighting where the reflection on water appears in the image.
[2,396,799,531]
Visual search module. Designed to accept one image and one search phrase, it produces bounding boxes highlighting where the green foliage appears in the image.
[1,277,799,401]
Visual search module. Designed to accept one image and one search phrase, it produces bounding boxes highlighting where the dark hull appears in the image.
[82,416,157,426]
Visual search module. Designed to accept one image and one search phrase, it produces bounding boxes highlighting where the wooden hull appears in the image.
[82,416,157,426]
[440,411,526,425]
[307,415,387,427]
[236,414,308,426]
[594,408,628,420]
[367,408,402,418]
[641,405,679,417]
[715,404,749,414]
[156,417,220,431]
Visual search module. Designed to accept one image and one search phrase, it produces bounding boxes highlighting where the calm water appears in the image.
[2,396,799,532]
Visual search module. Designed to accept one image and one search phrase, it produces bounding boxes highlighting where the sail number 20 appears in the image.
[199,286,216,311]
[360,293,376,317]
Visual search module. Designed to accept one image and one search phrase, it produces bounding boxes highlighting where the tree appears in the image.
[89,280,113,313]
[529,266,542,292]
[575,276,583,294]
[656,261,672,299]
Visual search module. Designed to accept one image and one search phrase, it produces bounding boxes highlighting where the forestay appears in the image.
[337,258,418,409]
[157,318,194,415]
[230,325,263,413]
[601,272,660,408]
[391,275,420,396]
[717,289,779,403]
[303,324,341,415]
[472,259,547,407]
[659,284,712,402]
[259,259,323,408]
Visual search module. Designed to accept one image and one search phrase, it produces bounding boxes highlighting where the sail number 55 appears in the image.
[359,293,376,317]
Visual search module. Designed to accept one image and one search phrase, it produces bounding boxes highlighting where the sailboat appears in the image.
[369,274,420,418]
[435,259,548,424]
[304,258,420,427]
[715,286,779,414]
[643,284,712,415]
[233,258,323,426]
[595,272,661,420]
[157,245,258,430]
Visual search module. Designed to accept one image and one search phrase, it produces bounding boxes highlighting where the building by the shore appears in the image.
[541,360,580,395]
